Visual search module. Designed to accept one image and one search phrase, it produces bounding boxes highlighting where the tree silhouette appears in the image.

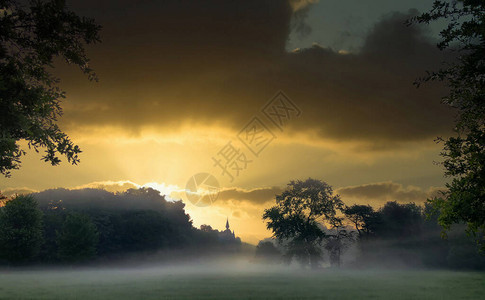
[57,213,98,263]
[0,195,43,264]
[0,0,101,176]
[254,241,282,264]
[263,178,344,268]
[374,201,423,239]
[324,216,353,267]
[409,0,485,248]
[344,204,380,238]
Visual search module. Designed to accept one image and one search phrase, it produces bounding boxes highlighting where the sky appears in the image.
[0,0,455,244]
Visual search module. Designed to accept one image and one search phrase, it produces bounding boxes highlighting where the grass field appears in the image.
[0,265,484,299]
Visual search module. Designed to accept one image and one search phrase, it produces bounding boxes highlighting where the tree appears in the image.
[254,240,282,264]
[57,212,98,263]
[409,1,485,246]
[324,216,353,267]
[118,210,169,252]
[39,200,65,262]
[262,178,344,268]
[200,224,214,232]
[0,194,43,264]
[344,204,380,238]
[374,201,423,238]
[0,0,101,176]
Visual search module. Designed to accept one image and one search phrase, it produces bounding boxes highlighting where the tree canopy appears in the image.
[344,204,380,238]
[57,212,98,263]
[263,178,344,268]
[0,0,101,176]
[409,0,485,246]
[0,194,43,264]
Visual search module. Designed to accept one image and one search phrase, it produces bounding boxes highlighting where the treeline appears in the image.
[257,199,485,270]
[348,201,485,270]
[0,188,241,265]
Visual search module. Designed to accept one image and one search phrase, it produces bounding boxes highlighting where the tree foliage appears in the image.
[262,178,344,268]
[0,0,101,176]
[254,240,282,264]
[375,201,423,238]
[57,212,98,263]
[324,216,353,267]
[0,194,43,263]
[344,204,380,238]
[410,0,485,246]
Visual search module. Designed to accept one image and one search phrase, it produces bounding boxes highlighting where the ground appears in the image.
[0,266,484,299]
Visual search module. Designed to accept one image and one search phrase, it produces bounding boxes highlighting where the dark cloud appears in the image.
[58,1,454,146]
[217,186,283,205]
[290,0,319,38]
[214,181,444,207]
[337,181,443,204]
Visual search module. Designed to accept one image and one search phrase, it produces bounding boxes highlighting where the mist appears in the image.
[0,187,484,299]
[1,258,484,299]
[1,187,483,271]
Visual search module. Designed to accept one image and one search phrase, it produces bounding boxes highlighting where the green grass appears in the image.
[0,267,484,299]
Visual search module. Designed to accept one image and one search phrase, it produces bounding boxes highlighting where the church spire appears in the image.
[226,217,230,230]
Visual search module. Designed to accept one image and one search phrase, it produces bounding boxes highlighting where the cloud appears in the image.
[289,0,320,12]
[290,0,319,37]
[56,2,454,149]
[212,181,444,207]
[4,180,443,208]
[1,187,38,197]
[72,180,140,193]
[217,186,283,205]
[337,181,444,205]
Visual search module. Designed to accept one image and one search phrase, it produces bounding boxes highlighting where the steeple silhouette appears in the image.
[218,217,238,243]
